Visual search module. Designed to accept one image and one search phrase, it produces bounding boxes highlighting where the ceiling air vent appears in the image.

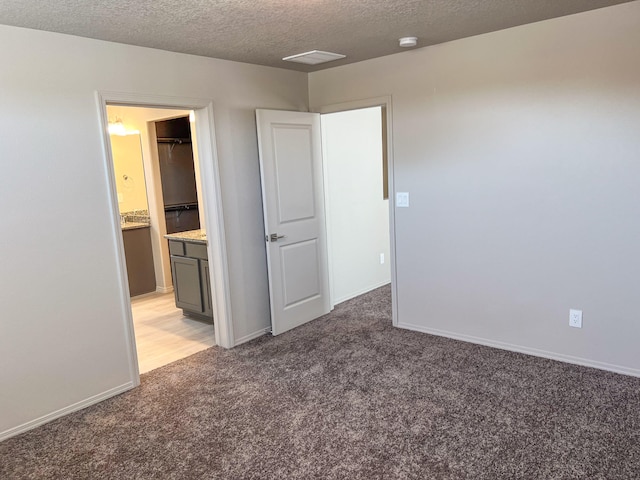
[282,50,346,65]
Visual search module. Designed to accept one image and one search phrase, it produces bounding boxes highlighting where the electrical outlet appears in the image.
[569,309,583,328]
[380,253,385,264]
[396,192,409,207]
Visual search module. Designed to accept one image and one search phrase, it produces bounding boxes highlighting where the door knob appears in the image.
[269,233,287,242]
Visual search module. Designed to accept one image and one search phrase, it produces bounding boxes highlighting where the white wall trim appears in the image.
[334,281,391,306]
[397,322,640,379]
[96,92,141,387]
[313,96,399,327]
[234,327,271,346]
[96,91,235,360]
[192,105,235,349]
[320,129,337,309]
[155,285,174,294]
[0,382,135,442]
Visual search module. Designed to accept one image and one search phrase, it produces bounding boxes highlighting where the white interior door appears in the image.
[256,109,331,336]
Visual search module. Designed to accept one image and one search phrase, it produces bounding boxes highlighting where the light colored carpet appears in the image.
[2,285,639,479]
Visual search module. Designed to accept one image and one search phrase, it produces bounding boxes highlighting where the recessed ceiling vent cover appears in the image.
[282,50,346,65]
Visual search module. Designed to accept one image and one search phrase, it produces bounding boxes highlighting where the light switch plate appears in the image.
[396,192,409,207]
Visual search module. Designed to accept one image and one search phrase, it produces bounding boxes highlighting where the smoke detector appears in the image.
[399,37,418,48]
[283,50,346,65]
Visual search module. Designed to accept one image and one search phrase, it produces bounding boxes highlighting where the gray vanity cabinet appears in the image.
[169,239,213,321]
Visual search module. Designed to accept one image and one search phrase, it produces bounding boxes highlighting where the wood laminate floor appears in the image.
[131,292,215,374]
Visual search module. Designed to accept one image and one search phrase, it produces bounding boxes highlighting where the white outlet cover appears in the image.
[396,192,409,207]
[569,309,583,328]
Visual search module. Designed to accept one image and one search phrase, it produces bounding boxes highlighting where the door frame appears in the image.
[96,91,235,385]
[313,96,399,327]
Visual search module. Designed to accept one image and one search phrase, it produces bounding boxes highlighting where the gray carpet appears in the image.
[2,285,640,479]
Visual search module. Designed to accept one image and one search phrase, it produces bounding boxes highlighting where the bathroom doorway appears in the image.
[106,104,216,374]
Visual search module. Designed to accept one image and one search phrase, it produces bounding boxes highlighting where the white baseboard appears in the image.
[234,327,270,346]
[156,285,173,294]
[0,382,135,443]
[334,280,391,306]
[397,322,640,379]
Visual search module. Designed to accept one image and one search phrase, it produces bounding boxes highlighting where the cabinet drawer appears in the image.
[185,242,208,260]
[168,240,185,256]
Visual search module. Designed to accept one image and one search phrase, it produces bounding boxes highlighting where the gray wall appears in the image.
[309,2,640,375]
[0,25,307,437]
[2,0,639,441]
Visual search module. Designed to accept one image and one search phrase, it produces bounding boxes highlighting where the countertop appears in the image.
[122,222,151,231]
[164,229,207,244]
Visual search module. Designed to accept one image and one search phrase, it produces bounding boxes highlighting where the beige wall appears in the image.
[2,0,639,442]
[309,2,640,375]
[0,25,307,438]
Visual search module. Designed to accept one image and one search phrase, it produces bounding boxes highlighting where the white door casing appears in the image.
[256,109,331,336]
[313,96,398,328]
[97,92,234,356]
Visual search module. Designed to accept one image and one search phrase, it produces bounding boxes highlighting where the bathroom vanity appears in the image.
[164,229,212,322]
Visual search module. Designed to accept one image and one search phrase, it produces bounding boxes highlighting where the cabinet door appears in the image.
[170,255,203,313]
[200,260,213,318]
[122,227,156,297]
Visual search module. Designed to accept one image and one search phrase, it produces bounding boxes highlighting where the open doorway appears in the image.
[105,104,214,373]
[321,106,391,307]
[255,99,396,336]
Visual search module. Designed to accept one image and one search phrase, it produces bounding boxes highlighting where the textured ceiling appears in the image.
[0,0,633,72]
